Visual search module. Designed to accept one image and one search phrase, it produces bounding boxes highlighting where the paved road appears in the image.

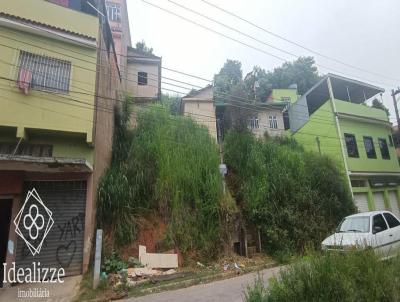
[125,266,282,302]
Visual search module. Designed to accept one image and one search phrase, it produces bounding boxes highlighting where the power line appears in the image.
[0,30,380,118]
[199,0,400,83]
[142,0,397,88]
[1,54,388,131]
[0,35,391,128]
[0,81,390,148]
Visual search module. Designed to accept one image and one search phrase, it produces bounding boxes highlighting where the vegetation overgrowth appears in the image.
[245,251,400,302]
[97,100,229,258]
[224,130,355,255]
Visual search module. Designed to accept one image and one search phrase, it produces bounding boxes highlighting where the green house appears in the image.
[290,74,400,216]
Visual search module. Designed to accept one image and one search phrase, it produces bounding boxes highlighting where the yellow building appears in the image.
[0,0,120,281]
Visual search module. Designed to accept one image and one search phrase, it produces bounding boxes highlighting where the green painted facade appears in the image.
[291,101,343,166]
[292,94,400,212]
[339,116,398,173]
[0,0,99,164]
[270,89,300,103]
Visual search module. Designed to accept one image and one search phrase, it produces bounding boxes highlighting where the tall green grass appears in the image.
[224,131,355,255]
[245,251,400,302]
[97,103,229,258]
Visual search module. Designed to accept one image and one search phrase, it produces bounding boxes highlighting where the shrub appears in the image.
[97,104,228,258]
[245,251,400,302]
[224,130,354,254]
[102,252,128,274]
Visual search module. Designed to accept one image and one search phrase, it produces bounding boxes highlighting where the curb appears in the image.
[130,261,278,297]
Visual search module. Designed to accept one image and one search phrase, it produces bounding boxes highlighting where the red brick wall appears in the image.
[0,172,23,195]
[82,11,121,272]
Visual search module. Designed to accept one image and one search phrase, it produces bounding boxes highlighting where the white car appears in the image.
[322,211,400,259]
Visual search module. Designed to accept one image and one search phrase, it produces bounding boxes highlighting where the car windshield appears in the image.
[338,216,370,233]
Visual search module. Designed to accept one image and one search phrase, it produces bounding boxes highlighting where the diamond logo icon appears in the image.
[14,188,54,256]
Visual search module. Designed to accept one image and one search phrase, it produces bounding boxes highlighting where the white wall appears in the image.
[183,100,217,141]
[126,62,159,99]
[251,109,285,138]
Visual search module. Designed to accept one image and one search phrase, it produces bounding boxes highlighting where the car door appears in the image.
[383,212,400,257]
[372,214,391,258]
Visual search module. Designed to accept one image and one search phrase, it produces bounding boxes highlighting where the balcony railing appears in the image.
[335,99,389,122]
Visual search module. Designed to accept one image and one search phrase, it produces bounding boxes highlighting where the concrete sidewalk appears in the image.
[0,275,82,302]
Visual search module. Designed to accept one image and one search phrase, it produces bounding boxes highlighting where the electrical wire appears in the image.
[199,0,400,83]
[142,0,397,88]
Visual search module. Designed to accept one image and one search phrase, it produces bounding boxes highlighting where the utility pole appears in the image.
[217,118,227,194]
[391,89,400,131]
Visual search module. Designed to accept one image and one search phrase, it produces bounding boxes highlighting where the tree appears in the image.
[266,56,320,95]
[371,98,390,116]
[244,66,272,102]
[213,60,252,131]
[161,94,181,115]
[214,60,243,103]
[215,59,242,85]
[135,40,153,54]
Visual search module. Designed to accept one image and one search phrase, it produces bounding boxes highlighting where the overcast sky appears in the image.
[127,0,400,122]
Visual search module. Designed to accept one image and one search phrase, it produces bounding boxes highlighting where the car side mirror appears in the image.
[373,226,382,234]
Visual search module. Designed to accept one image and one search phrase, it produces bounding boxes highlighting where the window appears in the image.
[351,180,367,187]
[338,216,370,233]
[344,133,359,158]
[18,51,71,93]
[106,2,121,22]
[383,213,400,228]
[269,115,278,129]
[373,214,388,233]
[138,72,148,85]
[248,117,259,130]
[388,135,394,147]
[363,136,376,159]
[378,138,390,160]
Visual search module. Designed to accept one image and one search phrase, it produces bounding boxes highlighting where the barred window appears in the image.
[106,2,121,22]
[248,117,259,130]
[18,51,71,93]
[269,115,278,129]
[0,142,53,157]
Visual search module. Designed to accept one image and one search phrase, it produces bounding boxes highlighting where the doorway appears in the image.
[0,199,12,288]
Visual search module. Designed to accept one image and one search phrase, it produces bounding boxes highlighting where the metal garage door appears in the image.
[389,191,400,219]
[373,192,386,211]
[16,181,86,277]
[354,193,369,212]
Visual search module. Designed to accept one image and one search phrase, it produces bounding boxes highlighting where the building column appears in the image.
[4,195,20,288]
[367,189,375,211]
[82,173,94,273]
[383,190,391,210]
